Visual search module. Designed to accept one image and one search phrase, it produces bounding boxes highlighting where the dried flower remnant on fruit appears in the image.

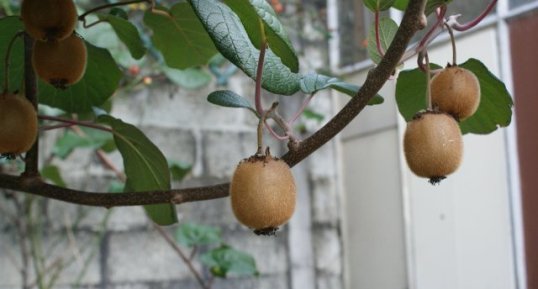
[21,0,78,42]
[404,111,463,184]
[230,151,296,235]
[32,33,87,89]
[0,94,38,155]
[431,66,481,121]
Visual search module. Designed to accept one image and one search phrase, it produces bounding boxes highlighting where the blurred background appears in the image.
[0,0,536,289]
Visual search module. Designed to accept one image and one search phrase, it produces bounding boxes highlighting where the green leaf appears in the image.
[108,180,125,193]
[162,67,211,90]
[207,90,258,115]
[368,17,398,64]
[168,160,192,181]
[189,0,301,95]
[0,16,24,93]
[143,4,218,69]
[223,0,298,72]
[299,72,384,105]
[38,42,122,113]
[459,59,513,134]
[201,245,259,278]
[395,59,513,134]
[97,13,146,60]
[363,0,395,11]
[41,165,66,187]
[176,223,222,247]
[98,115,177,226]
[53,127,113,159]
[392,0,409,10]
[303,109,324,123]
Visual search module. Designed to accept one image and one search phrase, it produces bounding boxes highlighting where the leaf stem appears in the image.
[375,10,385,57]
[254,19,267,116]
[78,0,152,27]
[257,102,279,155]
[289,93,315,125]
[38,115,113,133]
[450,0,497,32]
[445,23,457,65]
[3,31,24,94]
[423,51,432,110]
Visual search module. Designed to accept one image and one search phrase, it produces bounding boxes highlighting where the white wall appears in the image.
[338,26,517,289]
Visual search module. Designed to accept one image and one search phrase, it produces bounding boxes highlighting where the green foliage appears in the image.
[395,59,513,134]
[0,16,23,93]
[176,223,222,247]
[162,67,212,90]
[201,245,259,278]
[189,0,301,95]
[368,17,398,64]
[224,0,299,72]
[53,127,114,159]
[143,4,218,69]
[168,161,192,181]
[98,115,178,225]
[363,0,395,12]
[97,13,147,60]
[299,72,384,105]
[207,90,258,115]
[38,42,122,113]
[392,0,409,10]
[41,165,66,187]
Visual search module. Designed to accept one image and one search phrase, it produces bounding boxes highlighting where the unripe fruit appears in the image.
[0,93,38,155]
[230,153,296,235]
[32,33,87,89]
[431,66,481,121]
[403,111,463,184]
[21,0,78,42]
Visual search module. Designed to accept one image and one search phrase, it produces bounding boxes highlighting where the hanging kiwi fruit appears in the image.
[0,93,38,156]
[21,0,78,42]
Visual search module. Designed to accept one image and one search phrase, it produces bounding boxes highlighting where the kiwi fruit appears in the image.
[0,93,38,156]
[431,66,481,121]
[21,0,78,42]
[230,152,296,235]
[403,111,463,184]
[32,33,87,89]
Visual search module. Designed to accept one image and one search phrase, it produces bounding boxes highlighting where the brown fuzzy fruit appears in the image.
[32,33,87,89]
[0,93,38,155]
[403,111,463,184]
[21,0,78,42]
[230,153,296,235]
[431,66,481,120]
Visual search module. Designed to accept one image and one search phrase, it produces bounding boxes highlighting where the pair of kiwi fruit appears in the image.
[230,149,296,235]
[21,0,87,89]
[404,66,481,184]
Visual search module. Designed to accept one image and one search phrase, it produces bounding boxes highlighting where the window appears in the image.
[510,0,538,9]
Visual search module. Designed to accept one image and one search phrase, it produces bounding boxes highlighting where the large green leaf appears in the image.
[98,115,177,226]
[0,16,24,93]
[363,0,395,11]
[97,13,147,60]
[143,4,218,69]
[300,72,384,105]
[38,42,122,113]
[201,245,259,278]
[223,0,298,72]
[367,17,398,64]
[53,127,113,159]
[459,59,513,134]
[189,0,301,95]
[162,67,211,90]
[395,59,513,134]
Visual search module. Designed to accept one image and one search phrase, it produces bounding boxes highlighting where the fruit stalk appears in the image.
[23,33,39,176]
[2,31,23,94]
[445,23,457,66]
[257,102,279,155]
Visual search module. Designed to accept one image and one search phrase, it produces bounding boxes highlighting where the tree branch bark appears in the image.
[2,0,427,208]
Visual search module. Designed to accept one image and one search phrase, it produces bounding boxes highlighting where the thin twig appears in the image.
[78,0,151,27]
[38,115,114,133]
[257,102,279,155]
[23,34,39,177]
[154,225,209,289]
[449,0,497,31]
[375,10,384,57]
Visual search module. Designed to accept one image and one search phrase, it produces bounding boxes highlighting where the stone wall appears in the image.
[0,1,344,289]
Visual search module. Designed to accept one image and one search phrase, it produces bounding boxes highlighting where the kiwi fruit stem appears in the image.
[445,23,457,66]
[256,102,279,156]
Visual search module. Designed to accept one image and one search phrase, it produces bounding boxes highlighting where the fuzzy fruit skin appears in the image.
[431,66,481,120]
[32,33,87,89]
[0,94,38,154]
[404,112,463,179]
[230,155,296,233]
[21,0,78,42]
